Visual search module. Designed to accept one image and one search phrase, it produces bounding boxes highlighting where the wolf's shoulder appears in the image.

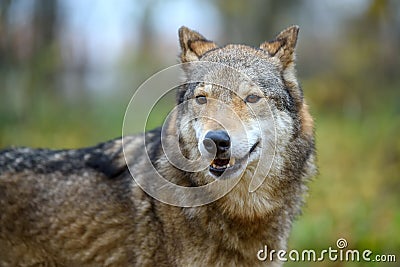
[0,131,155,178]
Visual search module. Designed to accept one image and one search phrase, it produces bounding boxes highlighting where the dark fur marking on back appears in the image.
[0,137,127,177]
[84,149,124,178]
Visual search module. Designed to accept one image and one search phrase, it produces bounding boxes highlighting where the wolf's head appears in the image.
[170,26,316,214]
[160,26,315,214]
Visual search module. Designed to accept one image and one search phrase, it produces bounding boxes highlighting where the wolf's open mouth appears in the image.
[209,157,235,176]
[209,141,259,177]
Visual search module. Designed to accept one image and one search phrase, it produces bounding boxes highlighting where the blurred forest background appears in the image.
[0,0,399,266]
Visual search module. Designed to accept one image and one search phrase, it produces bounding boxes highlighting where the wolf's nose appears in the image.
[203,130,231,153]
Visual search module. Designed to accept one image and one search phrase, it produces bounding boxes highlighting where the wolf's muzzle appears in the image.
[203,130,232,176]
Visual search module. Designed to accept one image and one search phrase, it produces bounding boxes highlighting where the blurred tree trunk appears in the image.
[29,0,61,97]
[213,0,301,45]
[0,0,62,120]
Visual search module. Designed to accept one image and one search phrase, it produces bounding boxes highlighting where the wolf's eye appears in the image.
[245,94,261,103]
[195,95,207,105]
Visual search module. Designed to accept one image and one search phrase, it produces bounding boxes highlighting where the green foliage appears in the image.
[287,101,400,266]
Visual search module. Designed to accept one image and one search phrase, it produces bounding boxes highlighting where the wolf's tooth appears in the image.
[229,158,235,166]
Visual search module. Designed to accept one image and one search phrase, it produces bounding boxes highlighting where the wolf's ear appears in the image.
[179,26,218,62]
[260,26,299,68]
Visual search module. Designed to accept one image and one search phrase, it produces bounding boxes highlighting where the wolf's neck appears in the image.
[183,199,291,254]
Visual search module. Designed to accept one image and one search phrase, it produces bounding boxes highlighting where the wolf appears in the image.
[0,26,316,266]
